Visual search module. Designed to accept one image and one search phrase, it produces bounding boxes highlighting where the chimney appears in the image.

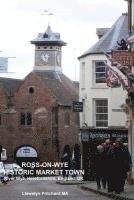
[96,28,110,39]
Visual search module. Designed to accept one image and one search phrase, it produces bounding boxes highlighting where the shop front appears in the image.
[80,128,128,180]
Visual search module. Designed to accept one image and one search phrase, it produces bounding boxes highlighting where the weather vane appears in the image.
[41,10,54,26]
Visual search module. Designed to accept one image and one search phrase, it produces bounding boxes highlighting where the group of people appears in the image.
[95,138,132,194]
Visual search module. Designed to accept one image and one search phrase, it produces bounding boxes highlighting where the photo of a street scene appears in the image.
[0,0,134,199]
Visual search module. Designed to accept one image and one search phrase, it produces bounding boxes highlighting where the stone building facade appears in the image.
[0,26,80,164]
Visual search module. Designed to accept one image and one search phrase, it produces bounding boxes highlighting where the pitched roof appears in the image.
[79,13,128,58]
[31,25,66,46]
[0,77,22,96]
[33,71,78,106]
[0,71,78,106]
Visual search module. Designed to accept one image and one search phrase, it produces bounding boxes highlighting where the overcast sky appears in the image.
[0,0,127,80]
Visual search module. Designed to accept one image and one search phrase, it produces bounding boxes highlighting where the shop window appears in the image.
[20,112,32,126]
[64,112,70,126]
[95,61,106,83]
[95,99,108,127]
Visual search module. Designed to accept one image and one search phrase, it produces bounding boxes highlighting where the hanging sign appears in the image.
[73,101,83,112]
[16,146,37,157]
[112,51,134,67]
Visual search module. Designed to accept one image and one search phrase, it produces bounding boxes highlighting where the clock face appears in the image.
[41,52,50,63]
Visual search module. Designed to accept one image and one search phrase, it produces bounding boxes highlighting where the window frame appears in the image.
[28,86,35,95]
[81,62,85,89]
[20,112,32,127]
[94,60,106,84]
[95,99,108,128]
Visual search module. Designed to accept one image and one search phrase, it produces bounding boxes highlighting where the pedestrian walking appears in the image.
[106,138,132,194]
[61,153,69,179]
[106,141,116,193]
[114,138,132,193]
[95,145,107,190]
[103,139,114,192]
[61,145,71,179]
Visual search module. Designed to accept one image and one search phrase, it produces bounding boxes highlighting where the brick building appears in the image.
[0,26,80,164]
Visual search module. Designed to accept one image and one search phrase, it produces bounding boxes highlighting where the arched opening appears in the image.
[72,144,81,170]
[61,145,71,166]
[14,145,39,169]
[61,145,71,178]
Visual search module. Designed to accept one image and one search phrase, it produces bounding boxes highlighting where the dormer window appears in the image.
[43,33,48,38]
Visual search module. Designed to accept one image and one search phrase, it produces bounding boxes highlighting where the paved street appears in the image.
[0,178,111,200]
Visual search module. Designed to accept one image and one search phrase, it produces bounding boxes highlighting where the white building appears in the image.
[0,57,8,72]
[78,13,129,179]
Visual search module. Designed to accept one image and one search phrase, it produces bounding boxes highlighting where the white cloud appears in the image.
[0,0,127,80]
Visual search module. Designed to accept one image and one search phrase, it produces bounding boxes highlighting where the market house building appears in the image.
[0,26,80,164]
[78,13,128,180]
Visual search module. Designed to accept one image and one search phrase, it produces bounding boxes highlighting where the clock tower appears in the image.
[31,25,66,72]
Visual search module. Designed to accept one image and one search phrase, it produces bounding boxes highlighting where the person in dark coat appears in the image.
[114,139,132,193]
[61,153,69,178]
[103,139,115,192]
[107,138,132,194]
[105,142,115,193]
[104,139,112,151]
[61,145,71,179]
[95,145,107,190]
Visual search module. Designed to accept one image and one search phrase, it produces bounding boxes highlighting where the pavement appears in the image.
[0,179,111,200]
[56,178,134,200]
